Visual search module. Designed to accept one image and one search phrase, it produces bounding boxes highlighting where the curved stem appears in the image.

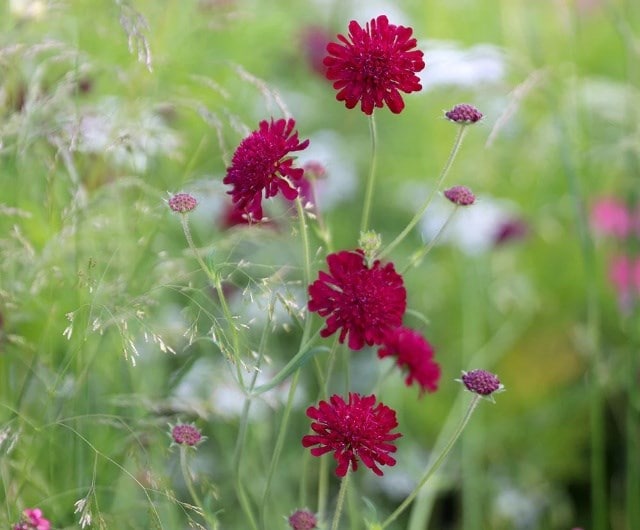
[401,205,460,275]
[260,369,301,530]
[360,114,378,234]
[380,125,468,260]
[179,447,218,529]
[231,330,268,530]
[180,214,243,372]
[381,394,482,529]
[330,471,350,530]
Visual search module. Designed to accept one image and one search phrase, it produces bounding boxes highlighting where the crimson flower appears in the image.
[302,393,401,477]
[378,326,441,395]
[324,14,425,115]
[223,118,309,221]
[308,249,407,350]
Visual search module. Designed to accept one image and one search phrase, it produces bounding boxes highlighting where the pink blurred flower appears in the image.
[493,217,529,246]
[22,508,51,530]
[590,198,632,238]
[608,255,640,311]
[300,26,330,76]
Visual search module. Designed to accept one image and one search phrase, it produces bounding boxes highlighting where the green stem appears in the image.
[260,370,301,530]
[626,311,640,529]
[180,213,243,371]
[257,196,315,529]
[317,456,330,523]
[380,125,468,260]
[360,114,378,234]
[549,105,607,530]
[381,394,482,529]
[179,447,218,529]
[330,471,350,530]
[231,330,267,530]
[401,205,460,275]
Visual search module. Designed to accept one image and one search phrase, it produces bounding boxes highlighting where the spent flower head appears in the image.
[378,326,441,395]
[324,14,425,115]
[457,369,504,401]
[308,249,406,350]
[168,192,197,213]
[223,118,309,221]
[445,103,483,124]
[302,392,401,477]
[444,185,476,206]
[288,509,318,530]
[169,422,205,447]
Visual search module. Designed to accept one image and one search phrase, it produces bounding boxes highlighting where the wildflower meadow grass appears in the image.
[1,1,639,530]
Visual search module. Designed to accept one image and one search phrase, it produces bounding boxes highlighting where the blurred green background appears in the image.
[1,0,639,529]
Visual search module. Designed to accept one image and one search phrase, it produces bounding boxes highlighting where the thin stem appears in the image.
[231,330,268,530]
[330,471,350,530]
[260,370,301,530]
[317,455,330,522]
[549,105,607,530]
[180,214,243,372]
[179,447,218,530]
[360,114,378,234]
[625,311,640,529]
[380,125,468,260]
[296,197,312,288]
[401,205,460,275]
[381,394,482,529]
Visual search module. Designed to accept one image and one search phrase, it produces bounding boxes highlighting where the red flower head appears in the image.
[308,249,407,350]
[223,118,310,221]
[302,393,401,477]
[324,14,425,115]
[378,326,441,395]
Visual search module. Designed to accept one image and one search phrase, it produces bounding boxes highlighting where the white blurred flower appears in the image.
[418,189,521,255]
[67,97,181,172]
[10,0,46,19]
[419,41,506,91]
[171,357,305,419]
[297,130,358,211]
[347,1,411,26]
[494,486,543,529]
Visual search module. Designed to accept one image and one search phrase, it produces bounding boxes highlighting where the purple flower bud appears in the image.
[445,103,483,124]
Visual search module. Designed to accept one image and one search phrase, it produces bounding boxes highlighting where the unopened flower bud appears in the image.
[444,186,475,206]
[168,193,197,213]
[445,104,483,124]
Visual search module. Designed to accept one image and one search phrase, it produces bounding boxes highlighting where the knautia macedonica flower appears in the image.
[458,369,504,398]
[445,103,483,124]
[324,14,425,115]
[168,192,197,213]
[223,118,310,221]
[170,423,204,447]
[288,509,318,530]
[444,185,476,206]
[308,249,407,350]
[13,508,51,530]
[302,393,401,477]
[378,326,441,395]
